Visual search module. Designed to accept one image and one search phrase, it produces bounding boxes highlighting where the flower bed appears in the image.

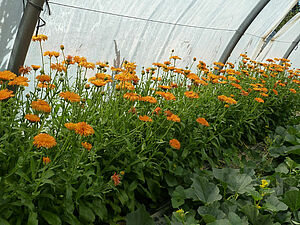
[0,35,299,224]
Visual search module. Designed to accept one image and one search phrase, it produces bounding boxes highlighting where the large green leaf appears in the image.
[213,168,254,194]
[242,205,273,225]
[40,211,62,225]
[0,218,10,225]
[207,219,231,225]
[283,190,300,211]
[171,186,185,208]
[27,212,38,225]
[125,205,154,225]
[265,195,288,212]
[79,201,95,223]
[198,203,225,223]
[190,174,222,204]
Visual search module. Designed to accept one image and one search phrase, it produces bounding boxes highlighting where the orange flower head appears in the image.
[255,97,264,103]
[25,114,40,122]
[167,114,180,122]
[0,89,14,101]
[8,76,29,86]
[19,66,31,75]
[64,122,77,130]
[139,115,153,122]
[31,65,41,70]
[111,172,121,186]
[196,117,210,127]
[169,139,180,150]
[59,91,81,102]
[36,74,51,83]
[81,142,92,151]
[289,89,296,94]
[272,89,278,96]
[43,156,51,165]
[31,99,51,113]
[33,133,57,149]
[153,107,162,115]
[184,91,199,99]
[0,71,17,81]
[74,122,95,136]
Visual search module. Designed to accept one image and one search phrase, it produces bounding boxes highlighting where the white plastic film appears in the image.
[229,0,298,63]
[25,0,262,70]
[0,0,23,70]
[256,13,300,66]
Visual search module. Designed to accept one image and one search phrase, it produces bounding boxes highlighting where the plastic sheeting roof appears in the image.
[0,0,299,70]
[256,13,300,69]
[25,0,261,68]
[0,0,23,70]
[229,0,298,62]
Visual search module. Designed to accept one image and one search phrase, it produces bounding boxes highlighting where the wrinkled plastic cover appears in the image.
[256,13,300,69]
[0,0,23,70]
[25,0,261,70]
[229,0,298,63]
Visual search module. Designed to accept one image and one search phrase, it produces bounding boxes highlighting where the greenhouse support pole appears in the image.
[280,33,300,64]
[217,0,270,65]
[7,0,46,76]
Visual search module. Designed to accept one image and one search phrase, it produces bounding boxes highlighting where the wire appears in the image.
[47,1,296,44]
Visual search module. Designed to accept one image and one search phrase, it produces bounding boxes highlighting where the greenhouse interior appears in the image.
[0,0,300,224]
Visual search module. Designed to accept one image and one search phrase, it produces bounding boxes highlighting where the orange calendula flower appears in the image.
[196,117,210,127]
[59,91,81,102]
[139,96,157,104]
[25,114,40,122]
[272,89,278,95]
[33,133,57,149]
[169,139,180,150]
[184,91,199,99]
[153,107,162,115]
[81,142,92,151]
[169,56,181,60]
[289,89,296,94]
[255,97,264,103]
[167,114,180,122]
[0,70,17,81]
[155,91,176,100]
[36,74,51,83]
[31,65,41,70]
[123,92,140,101]
[64,122,77,130]
[19,66,31,75]
[43,156,51,165]
[32,34,48,42]
[111,172,121,186]
[37,82,56,90]
[74,122,95,136]
[0,89,14,100]
[139,115,153,122]
[31,99,51,113]
[8,76,29,86]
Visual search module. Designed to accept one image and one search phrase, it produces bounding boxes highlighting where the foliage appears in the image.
[0,35,299,224]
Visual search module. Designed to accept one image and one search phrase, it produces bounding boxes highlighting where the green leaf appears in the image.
[242,205,273,225]
[275,163,289,174]
[213,168,254,194]
[79,201,95,222]
[171,186,185,208]
[92,199,107,220]
[27,212,38,225]
[190,174,222,204]
[228,212,246,225]
[125,205,154,225]
[198,203,225,223]
[283,190,300,211]
[0,218,10,225]
[265,195,288,212]
[207,219,231,225]
[165,174,178,187]
[40,211,62,225]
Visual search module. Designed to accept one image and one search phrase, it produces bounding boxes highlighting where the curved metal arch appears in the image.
[217,0,271,64]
